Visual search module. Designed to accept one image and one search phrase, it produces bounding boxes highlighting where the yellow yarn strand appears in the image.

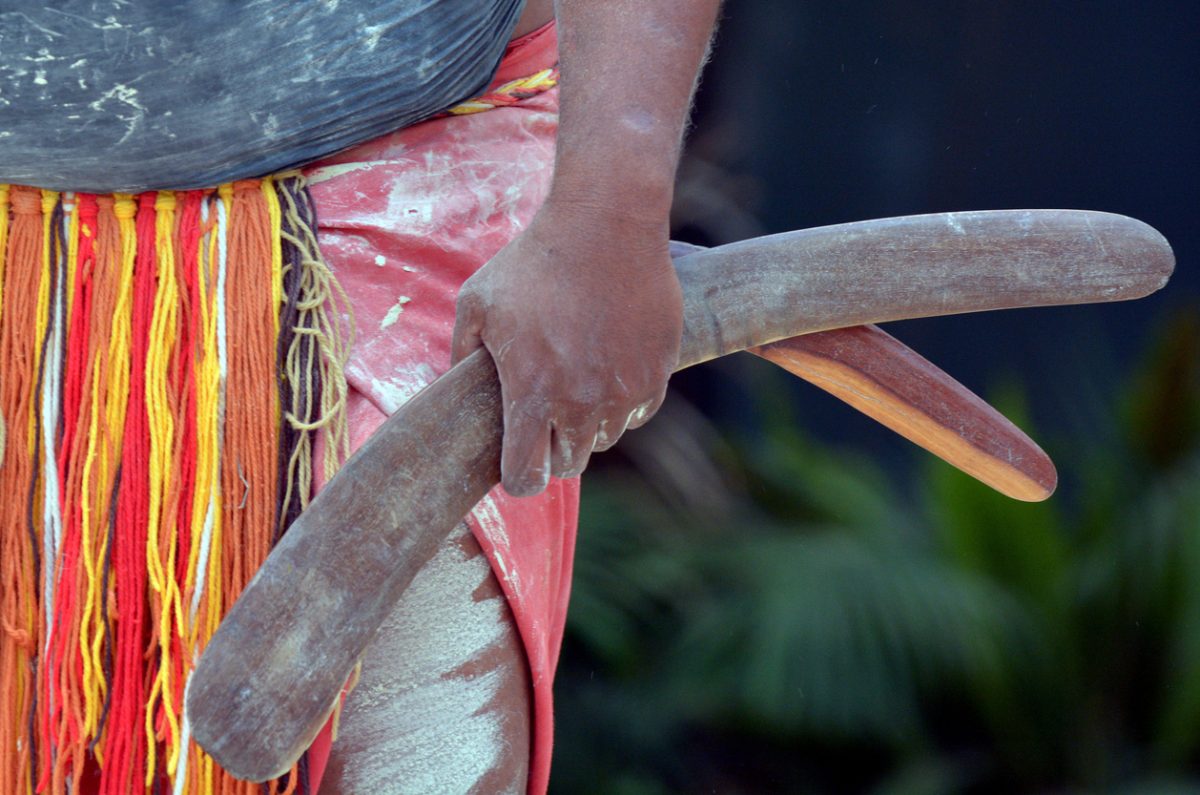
[76,202,110,744]
[73,200,111,743]
[262,178,284,336]
[78,298,107,742]
[447,67,559,115]
[184,192,220,648]
[263,179,285,468]
[144,190,185,783]
[64,194,80,325]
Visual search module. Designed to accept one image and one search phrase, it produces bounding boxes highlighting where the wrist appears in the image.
[537,190,672,247]
[545,166,675,228]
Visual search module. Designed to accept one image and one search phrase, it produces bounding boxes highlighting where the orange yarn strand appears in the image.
[220,182,280,609]
[1,186,47,795]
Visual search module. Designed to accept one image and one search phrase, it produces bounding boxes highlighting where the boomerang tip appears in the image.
[1084,211,1175,298]
[994,450,1057,503]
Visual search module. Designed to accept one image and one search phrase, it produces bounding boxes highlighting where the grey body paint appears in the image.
[0,0,525,192]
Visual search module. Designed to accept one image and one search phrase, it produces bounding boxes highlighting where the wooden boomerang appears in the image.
[188,209,1172,779]
[665,240,1057,502]
[755,328,1057,500]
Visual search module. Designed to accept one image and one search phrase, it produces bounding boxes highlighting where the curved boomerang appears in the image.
[189,209,1173,779]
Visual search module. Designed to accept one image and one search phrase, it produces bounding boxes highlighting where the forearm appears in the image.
[549,0,723,222]
[452,2,721,494]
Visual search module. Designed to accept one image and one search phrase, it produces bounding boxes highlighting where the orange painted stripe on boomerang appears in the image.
[752,325,1057,502]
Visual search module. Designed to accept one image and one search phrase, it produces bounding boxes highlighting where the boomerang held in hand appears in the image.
[188,209,1173,780]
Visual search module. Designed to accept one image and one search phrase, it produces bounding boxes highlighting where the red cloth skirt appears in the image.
[303,22,575,795]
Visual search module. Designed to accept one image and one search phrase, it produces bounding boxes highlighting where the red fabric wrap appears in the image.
[303,23,573,794]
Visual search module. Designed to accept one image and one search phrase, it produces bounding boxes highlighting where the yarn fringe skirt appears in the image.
[0,176,351,794]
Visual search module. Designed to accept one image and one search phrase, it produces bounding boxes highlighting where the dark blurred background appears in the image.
[553,3,1199,793]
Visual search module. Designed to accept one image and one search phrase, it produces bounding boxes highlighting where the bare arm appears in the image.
[452,0,722,496]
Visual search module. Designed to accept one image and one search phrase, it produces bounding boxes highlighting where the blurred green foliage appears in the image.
[553,312,1200,795]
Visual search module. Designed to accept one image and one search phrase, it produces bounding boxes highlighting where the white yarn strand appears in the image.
[40,196,69,658]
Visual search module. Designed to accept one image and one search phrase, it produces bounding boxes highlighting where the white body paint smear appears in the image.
[333,531,519,794]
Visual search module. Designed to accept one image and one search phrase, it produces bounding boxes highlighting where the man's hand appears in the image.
[452,0,721,497]
[451,199,682,497]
